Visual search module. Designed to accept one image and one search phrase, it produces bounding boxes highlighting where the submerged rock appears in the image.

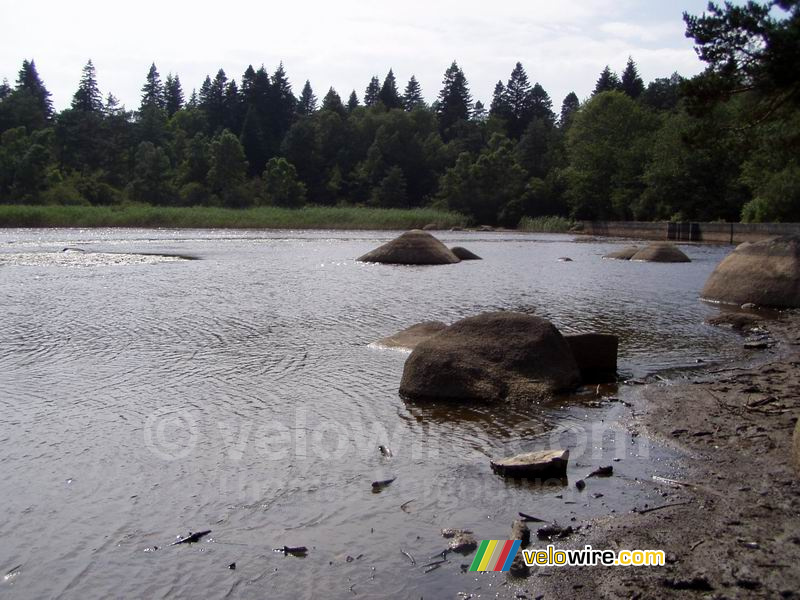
[374,321,448,351]
[565,333,618,383]
[706,312,763,331]
[399,312,581,402]
[631,243,691,263]
[603,246,640,260]
[450,246,482,260]
[701,235,800,308]
[490,449,569,479]
[357,230,460,265]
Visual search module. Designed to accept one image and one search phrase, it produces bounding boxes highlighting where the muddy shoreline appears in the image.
[507,312,800,599]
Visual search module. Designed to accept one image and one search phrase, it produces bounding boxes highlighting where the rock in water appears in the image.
[399,312,581,402]
[701,236,800,308]
[448,532,478,553]
[357,230,460,265]
[374,321,448,351]
[630,243,691,263]
[490,449,569,479]
[603,246,640,260]
[450,246,482,260]
[565,333,618,383]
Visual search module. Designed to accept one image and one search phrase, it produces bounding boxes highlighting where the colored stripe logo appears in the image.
[468,540,522,572]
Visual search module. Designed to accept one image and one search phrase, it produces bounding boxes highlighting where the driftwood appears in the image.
[171,530,211,545]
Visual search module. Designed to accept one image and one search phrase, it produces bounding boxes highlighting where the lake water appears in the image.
[0,229,740,598]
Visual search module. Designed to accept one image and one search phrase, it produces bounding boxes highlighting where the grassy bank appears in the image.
[517,215,576,233]
[0,204,469,230]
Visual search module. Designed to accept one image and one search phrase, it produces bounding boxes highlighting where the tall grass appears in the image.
[517,215,576,233]
[0,204,468,230]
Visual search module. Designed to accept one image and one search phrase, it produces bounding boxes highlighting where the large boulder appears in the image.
[450,246,482,260]
[701,236,800,308]
[374,321,448,351]
[630,243,691,263]
[603,246,640,260]
[357,230,460,265]
[565,333,618,383]
[399,312,581,402]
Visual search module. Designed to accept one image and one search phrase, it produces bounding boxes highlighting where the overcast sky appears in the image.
[1,0,712,112]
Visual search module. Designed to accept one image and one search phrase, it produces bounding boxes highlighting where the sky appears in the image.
[0,0,713,112]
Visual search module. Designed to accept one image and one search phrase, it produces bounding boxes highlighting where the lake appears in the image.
[0,229,739,598]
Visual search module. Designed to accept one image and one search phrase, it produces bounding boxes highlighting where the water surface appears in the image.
[0,229,739,598]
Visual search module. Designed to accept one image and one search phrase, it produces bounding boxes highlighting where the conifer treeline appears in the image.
[1,1,798,226]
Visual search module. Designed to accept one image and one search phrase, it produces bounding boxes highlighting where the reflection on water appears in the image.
[0,229,738,598]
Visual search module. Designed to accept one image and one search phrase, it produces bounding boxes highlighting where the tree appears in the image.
[72,60,103,112]
[207,129,247,199]
[436,61,472,138]
[620,57,645,99]
[270,62,296,141]
[322,88,346,116]
[1,60,53,132]
[503,62,533,138]
[347,90,360,112]
[490,81,512,120]
[683,0,800,115]
[593,66,621,95]
[16,60,53,120]
[379,69,402,109]
[140,63,165,111]
[127,141,174,204]
[472,101,487,121]
[437,134,526,225]
[364,76,380,107]
[642,73,684,111]
[297,80,318,116]
[164,74,184,117]
[529,83,555,126]
[0,79,10,101]
[239,106,266,176]
[559,92,580,128]
[261,157,306,207]
[402,76,424,111]
[371,165,408,207]
[565,91,658,220]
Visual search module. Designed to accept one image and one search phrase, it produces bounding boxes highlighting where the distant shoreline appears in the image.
[0,205,468,230]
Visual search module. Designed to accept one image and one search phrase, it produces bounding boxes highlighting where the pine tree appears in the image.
[347,90,360,112]
[436,61,472,136]
[503,62,532,136]
[297,80,317,116]
[620,57,645,99]
[240,65,257,102]
[378,69,402,109]
[0,78,10,101]
[201,69,228,133]
[529,83,555,126]
[164,74,184,116]
[364,76,380,107]
[72,60,103,112]
[141,63,165,110]
[402,76,424,111]
[270,62,296,139]
[105,93,123,115]
[490,81,511,119]
[559,92,580,127]
[187,89,198,108]
[593,66,621,95]
[322,88,345,115]
[16,59,54,120]
[472,100,486,121]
